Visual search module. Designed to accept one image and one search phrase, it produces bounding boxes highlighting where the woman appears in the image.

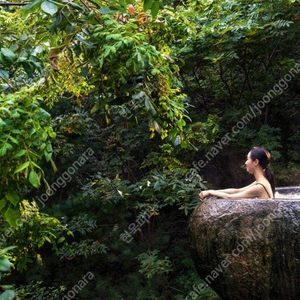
[199,147,275,199]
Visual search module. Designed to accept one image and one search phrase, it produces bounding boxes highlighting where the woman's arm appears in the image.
[214,188,239,194]
[199,184,261,199]
[216,182,256,194]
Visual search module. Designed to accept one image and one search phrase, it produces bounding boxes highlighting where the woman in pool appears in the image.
[199,147,275,199]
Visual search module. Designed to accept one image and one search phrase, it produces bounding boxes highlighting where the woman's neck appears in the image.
[253,169,265,182]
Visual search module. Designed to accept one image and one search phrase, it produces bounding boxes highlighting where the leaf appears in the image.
[0,69,9,80]
[91,101,105,114]
[106,34,122,41]
[6,191,20,206]
[145,97,156,114]
[29,170,41,188]
[152,120,161,133]
[151,1,160,18]
[22,62,34,77]
[99,7,110,14]
[174,135,181,146]
[5,143,13,151]
[48,130,56,138]
[46,142,52,152]
[11,129,21,134]
[12,111,20,118]
[50,158,58,172]
[17,50,29,62]
[104,46,114,57]
[45,236,52,243]
[0,290,15,300]
[0,53,4,64]
[41,1,58,15]
[0,246,17,257]
[57,237,65,243]
[143,0,153,11]
[0,146,7,156]
[0,118,6,126]
[30,161,43,171]
[151,69,160,75]
[1,48,16,63]
[21,0,42,11]
[0,258,10,272]
[37,108,51,120]
[109,5,127,13]
[68,2,84,10]
[14,161,30,174]
[8,135,18,145]
[66,24,75,35]
[0,199,6,211]
[12,149,26,158]
[119,0,126,8]
[44,150,52,162]
[132,91,145,100]
[4,206,21,229]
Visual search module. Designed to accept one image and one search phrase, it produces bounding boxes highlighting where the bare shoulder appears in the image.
[239,181,257,192]
[255,181,273,198]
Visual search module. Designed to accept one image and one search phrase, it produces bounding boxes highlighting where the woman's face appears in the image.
[245,151,256,173]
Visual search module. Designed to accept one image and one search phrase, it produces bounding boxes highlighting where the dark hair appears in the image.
[250,147,275,195]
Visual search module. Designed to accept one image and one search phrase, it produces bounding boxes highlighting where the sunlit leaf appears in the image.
[14,161,30,174]
[6,191,20,206]
[4,205,20,228]
[12,149,26,158]
[0,246,17,257]
[0,290,15,300]
[0,258,10,272]
[41,1,58,15]
[29,170,41,188]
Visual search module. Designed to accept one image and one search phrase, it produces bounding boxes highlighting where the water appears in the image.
[275,187,300,199]
[275,192,300,198]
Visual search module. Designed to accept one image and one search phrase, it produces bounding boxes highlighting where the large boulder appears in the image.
[188,195,300,300]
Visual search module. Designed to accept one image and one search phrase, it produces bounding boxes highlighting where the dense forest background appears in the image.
[1,0,300,299]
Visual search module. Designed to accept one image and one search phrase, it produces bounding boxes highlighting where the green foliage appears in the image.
[0,86,56,227]
[230,124,282,159]
[141,143,185,169]
[137,250,173,279]
[272,163,300,187]
[185,115,222,148]
[86,10,191,144]
[1,0,300,299]
[0,201,71,272]
[15,281,65,300]
[220,107,282,158]
[59,215,107,259]
[15,0,191,146]
[129,168,205,214]
[0,246,16,300]
[143,0,164,17]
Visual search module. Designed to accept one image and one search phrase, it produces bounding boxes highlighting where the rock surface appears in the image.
[189,197,300,300]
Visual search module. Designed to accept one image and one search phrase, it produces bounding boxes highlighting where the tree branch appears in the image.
[0,2,29,6]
